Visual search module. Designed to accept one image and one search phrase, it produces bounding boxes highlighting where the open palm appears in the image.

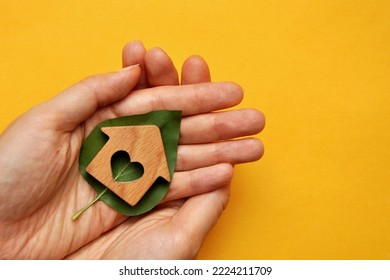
[0,42,264,259]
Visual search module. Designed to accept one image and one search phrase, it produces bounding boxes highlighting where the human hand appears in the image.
[0,42,264,259]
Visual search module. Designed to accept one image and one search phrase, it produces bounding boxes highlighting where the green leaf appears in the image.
[111,151,144,182]
[74,110,182,219]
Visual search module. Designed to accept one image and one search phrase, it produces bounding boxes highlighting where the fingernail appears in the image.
[119,64,140,72]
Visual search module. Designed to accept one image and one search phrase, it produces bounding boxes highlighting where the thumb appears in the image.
[172,185,231,258]
[39,64,141,131]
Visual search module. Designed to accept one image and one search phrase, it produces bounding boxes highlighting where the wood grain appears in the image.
[86,125,170,206]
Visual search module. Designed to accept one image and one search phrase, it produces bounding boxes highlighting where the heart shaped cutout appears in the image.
[111,150,144,182]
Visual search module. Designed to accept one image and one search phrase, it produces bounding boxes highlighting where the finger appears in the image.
[144,48,179,86]
[176,138,264,171]
[111,82,243,117]
[122,41,148,88]
[179,108,265,144]
[171,186,230,258]
[40,65,141,132]
[161,163,233,203]
[181,55,211,84]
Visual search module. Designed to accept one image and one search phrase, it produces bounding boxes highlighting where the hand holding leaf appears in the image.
[0,41,264,259]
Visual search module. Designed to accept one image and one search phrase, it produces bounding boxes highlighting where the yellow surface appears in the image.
[1,0,390,259]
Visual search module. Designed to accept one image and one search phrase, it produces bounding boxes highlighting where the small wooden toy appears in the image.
[86,125,170,206]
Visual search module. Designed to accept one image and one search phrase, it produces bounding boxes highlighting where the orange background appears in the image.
[1,0,390,259]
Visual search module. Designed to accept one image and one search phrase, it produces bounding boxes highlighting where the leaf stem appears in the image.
[72,188,109,220]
